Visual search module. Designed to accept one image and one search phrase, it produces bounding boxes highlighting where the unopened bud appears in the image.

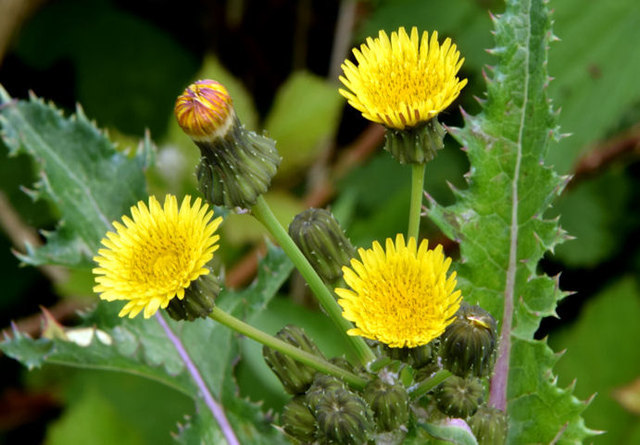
[263,325,324,394]
[363,378,409,431]
[434,375,484,418]
[175,79,280,209]
[408,344,435,369]
[165,272,220,321]
[314,387,373,445]
[281,395,317,443]
[305,374,346,410]
[468,406,508,445]
[440,303,497,377]
[288,208,356,284]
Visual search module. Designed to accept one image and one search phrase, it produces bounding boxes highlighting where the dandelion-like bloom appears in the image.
[93,194,223,319]
[339,27,467,130]
[336,234,461,348]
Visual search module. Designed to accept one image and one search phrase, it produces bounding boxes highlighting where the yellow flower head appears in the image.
[93,194,223,319]
[339,27,467,130]
[336,234,461,348]
[174,79,234,141]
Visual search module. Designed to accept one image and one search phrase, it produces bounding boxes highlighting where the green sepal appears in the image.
[384,118,445,164]
[196,118,280,209]
[165,271,221,321]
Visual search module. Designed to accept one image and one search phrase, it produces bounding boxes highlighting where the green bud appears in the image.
[384,117,446,164]
[468,406,508,445]
[175,80,280,209]
[288,208,356,284]
[166,272,220,321]
[409,344,435,369]
[440,303,497,377]
[195,122,280,209]
[314,387,374,445]
[434,375,484,418]
[363,378,409,431]
[306,374,346,410]
[281,395,317,443]
[263,325,325,394]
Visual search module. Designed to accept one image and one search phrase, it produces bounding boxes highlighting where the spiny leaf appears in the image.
[0,321,195,396]
[427,0,594,441]
[1,243,292,442]
[0,85,148,267]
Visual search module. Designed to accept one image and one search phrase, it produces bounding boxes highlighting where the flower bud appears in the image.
[263,325,325,394]
[434,375,484,418]
[314,387,373,445]
[440,303,497,378]
[468,406,508,445]
[175,79,280,209]
[363,378,409,431]
[305,374,346,410]
[281,395,317,443]
[407,344,435,369]
[384,117,446,164]
[288,208,356,284]
[165,272,220,321]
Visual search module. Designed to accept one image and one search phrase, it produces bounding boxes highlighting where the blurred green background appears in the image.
[0,0,639,443]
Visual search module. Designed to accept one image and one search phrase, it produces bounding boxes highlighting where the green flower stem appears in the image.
[251,196,376,366]
[408,163,426,240]
[409,369,452,400]
[208,307,367,390]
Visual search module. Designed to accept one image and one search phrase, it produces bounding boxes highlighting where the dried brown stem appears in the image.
[569,123,640,188]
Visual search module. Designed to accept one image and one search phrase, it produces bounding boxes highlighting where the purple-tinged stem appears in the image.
[156,313,239,445]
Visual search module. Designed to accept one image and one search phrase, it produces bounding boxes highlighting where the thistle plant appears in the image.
[0,0,605,444]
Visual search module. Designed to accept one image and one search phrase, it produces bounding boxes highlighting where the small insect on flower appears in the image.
[93,194,222,319]
[336,234,461,348]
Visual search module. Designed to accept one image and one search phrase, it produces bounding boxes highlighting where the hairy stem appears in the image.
[409,369,452,400]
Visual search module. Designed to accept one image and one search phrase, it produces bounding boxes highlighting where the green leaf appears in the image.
[426,0,593,441]
[264,71,343,179]
[419,420,478,445]
[547,0,640,173]
[0,86,148,267]
[0,322,195,396]
[1,243,292,442]
[550,278,640,444]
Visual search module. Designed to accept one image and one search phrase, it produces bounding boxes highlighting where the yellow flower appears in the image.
[339,27,467,130]
[93,194,223,319]
[336,234,461,348]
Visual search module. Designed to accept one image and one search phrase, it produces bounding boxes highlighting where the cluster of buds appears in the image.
[263,327,412,444]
